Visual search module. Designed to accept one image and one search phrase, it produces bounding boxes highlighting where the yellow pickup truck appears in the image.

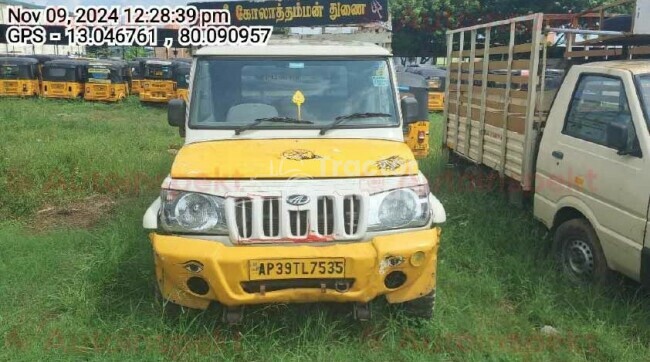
[143,40,446,323]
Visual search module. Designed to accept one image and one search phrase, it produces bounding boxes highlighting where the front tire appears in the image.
[154,280,185,317]
[396,290,436,319]
[555,218,613,284]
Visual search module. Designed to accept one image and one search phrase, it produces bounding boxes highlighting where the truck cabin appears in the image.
[85,60,129,102]
[0,57,40,97]
[41,59,88,99]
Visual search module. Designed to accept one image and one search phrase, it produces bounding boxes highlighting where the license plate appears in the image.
[249,258,345,280]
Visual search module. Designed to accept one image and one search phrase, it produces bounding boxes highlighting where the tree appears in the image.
[390,0,607,58]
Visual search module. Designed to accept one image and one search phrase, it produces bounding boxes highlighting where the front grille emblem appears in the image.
[287,194,310,206]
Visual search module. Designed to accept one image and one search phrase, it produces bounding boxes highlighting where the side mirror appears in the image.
[168,99,186,137]
[168,99,186,127]
[401,96,419,125]
[606,121,629,152]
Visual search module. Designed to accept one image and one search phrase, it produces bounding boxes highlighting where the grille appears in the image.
[343,195,361,235]
[317,197,334,235]
[235,198,253,238]
[262,198,280,237]
[289,210,309,237]
[229,193,365,242]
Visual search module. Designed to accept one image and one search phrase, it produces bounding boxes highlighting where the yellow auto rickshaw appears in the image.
[174,60,190,102]
[0,57,40,97]
[397,72,430,159]
[139,59,177,103]
[405,65,446,112]
[128,59,145,95]
[85,60,129,102]
[42,59,88,99]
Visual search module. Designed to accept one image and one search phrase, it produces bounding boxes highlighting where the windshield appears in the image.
[0,64,33,79]
[88,66,121,83]
[43,66,79,82]
[189,58,399,130]
[637,74,650,131]
[144,64,173,80]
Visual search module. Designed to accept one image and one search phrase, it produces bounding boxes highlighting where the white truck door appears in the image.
[537,67,649,280]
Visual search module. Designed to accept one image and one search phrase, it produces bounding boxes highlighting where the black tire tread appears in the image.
[399,290,436,319]
[554,218,614,284]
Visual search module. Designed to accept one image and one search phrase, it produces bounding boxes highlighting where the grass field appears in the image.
[1,97,649,361]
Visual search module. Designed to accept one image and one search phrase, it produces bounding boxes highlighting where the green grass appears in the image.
[1,98,649,360]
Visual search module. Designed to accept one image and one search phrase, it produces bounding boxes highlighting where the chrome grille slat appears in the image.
[235,198,253,238]
[317,197,335,236]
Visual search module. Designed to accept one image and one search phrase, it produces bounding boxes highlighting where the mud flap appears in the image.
[642,247,650,289]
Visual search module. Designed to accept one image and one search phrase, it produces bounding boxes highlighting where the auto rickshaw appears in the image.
[174,60,190,102]
[128,59,145,95]
[85,60,129,102]
[41,59,88,99]
[397,72,430,159]
[405,65,446,112]
[0,57,40,97]
[139,59,177,103]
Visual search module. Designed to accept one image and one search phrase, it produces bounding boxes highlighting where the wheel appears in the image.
[154,279,185,317]
[396,290,436,319]
[555,218,613,284]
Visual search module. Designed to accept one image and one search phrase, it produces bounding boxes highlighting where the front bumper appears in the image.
[428,91,444,111]
[140,91,174,103]
[151,228,440,309]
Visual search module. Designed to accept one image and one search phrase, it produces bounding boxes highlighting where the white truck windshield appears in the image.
[189,58,399,130]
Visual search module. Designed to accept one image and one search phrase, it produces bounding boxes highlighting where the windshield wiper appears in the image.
[235,117,313,135]
[319,113,392,135]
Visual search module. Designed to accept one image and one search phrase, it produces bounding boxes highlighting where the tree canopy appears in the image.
[390,0,606,58]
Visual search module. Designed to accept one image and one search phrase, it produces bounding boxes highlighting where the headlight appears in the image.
[368,185,431,231]
[160,190,227,234]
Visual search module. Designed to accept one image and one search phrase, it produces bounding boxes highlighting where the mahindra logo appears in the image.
[287,194,310,206]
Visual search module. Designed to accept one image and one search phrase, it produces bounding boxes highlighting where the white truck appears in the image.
[443,1,650,285]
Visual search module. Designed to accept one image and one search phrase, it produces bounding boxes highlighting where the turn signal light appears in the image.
[410,251,426,267]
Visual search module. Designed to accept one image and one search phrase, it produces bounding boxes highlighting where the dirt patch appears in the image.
[30,195,116,232]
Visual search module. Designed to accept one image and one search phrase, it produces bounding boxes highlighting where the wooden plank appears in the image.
[459,96,528,114]
[477,26,491,165]
[442,32,454,148]
[486,74,530,84]
[454,31,465,152]
[450,59,530,71]
[565,48,622,58]
[499,22,516,176]
[631,46,650,55]
[484,43,533,55]
[464,29,477,157]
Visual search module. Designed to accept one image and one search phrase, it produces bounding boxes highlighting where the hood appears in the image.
[171,139,419,179]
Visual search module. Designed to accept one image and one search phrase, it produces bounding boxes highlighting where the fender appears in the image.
[554,195,601,230]
[143,198,161,229]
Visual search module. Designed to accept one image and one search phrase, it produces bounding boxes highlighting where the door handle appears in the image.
[552,150,564,160]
